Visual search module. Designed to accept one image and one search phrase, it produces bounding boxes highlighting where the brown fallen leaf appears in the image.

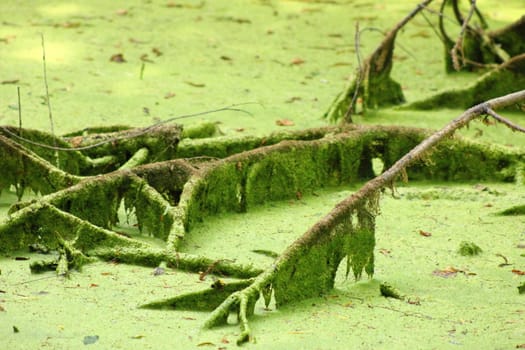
[419,230,432,237]
[512,269,525,276]
[69,136,84,148]
[110,53,126,63]
[432,266,461,278]
[379,248,391,256]
[517,344,525,349]
[290,57,305,65]
[276,119,294,126]
[57,21,81,28]
[164,92,176,99]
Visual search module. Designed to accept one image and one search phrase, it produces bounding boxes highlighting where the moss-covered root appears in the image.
[0,201,146,254]
[118,147,150,170]
[30,237,97,276]
[405,54,525,110]
[92,247,264,278]
[203,283,260,345]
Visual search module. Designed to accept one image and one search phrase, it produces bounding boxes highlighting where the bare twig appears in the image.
[40,33,56,143]
[343,22,362,123]
[450,0,477,71]
[485,108,525,133]
[17,86,21,133]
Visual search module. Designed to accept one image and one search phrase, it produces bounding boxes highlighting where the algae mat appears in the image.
[1,0,525,349]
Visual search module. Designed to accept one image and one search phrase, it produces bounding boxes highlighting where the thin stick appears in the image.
[450,0,477,71]
[140,62,145,80]
[485,108,525,133]
[41,33,56,141]
[343,22,361,123]
[17,86,22,134]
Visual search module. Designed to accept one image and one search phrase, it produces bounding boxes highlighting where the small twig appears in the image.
[485,108,525,133]
[343,22,362,123]
[17,86,21,133]
[450,0,477,71]
[40,33,56,144]
[140,62,145,80]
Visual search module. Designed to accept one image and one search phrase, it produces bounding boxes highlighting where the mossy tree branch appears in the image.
[202,90,525,344]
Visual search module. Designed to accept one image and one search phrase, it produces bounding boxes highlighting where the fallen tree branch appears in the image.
[203,89,525,344]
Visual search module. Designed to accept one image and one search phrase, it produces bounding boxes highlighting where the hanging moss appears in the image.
[272,197,376,307]
[0,134,80,197]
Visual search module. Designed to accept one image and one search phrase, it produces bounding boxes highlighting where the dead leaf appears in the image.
[433,266,460,278]
[164,92,176,99]
[220,55,232,61]
[57,21,81,28]
[197,341,215,346]
[89,283,99,288]
[220,337,230,344]
[69,136,84,148]
[517,344,525,348]
[276,119,294,126]
[116,9,128,16]
[512,269,525,276]
[419,230,432,237]
[235,128,245,132]
[110,53,126,63]
[0,305,5,312]
[379,248,391,256]
[100,272,112,276]
[290,57,305,65]
[131,335,145,339]
[152,47,163,56]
